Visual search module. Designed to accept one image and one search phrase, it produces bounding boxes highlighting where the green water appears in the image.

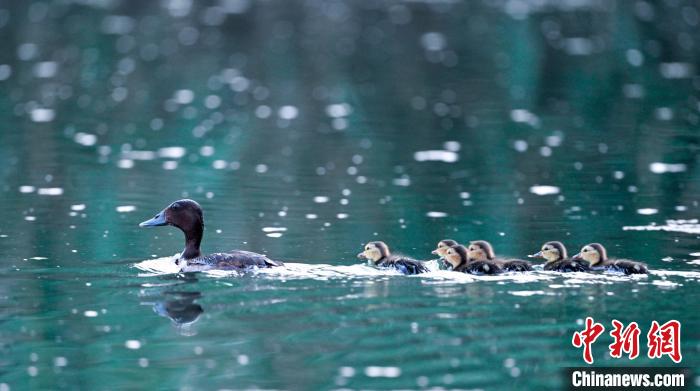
[1,1,700,389]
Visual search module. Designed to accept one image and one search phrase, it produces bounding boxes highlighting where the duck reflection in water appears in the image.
[152,291,204,336]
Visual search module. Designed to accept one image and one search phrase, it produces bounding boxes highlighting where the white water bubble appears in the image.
[158,147,186,159]
[636,208,658,215]
[313,196,329,203]
[660,62,693,79]
[173,89,194,104]
[116,205,136,213]
[33,61,57,78]
[426,211,447,218]
[74,132,97,146]
[325,103,352,118]
[443,141,460,152]
[278,105,298,120]
[0,64,12,81]
[529,185,560,196]
[30,108,55,122]
[84,310,99,317]
[513,140,528,152]
[37,188,63,196]
[649,162,686,174]
[125,340,141,350]
[19,186,35,193]
[413,150,458,163]
[420,32,446,51]
[364,366,401,378]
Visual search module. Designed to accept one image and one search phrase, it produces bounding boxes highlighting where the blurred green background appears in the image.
[0,0,699,390]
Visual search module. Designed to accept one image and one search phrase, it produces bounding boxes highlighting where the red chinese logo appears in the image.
[572,318,681,364]
[572,317,605,364]
[609,319,640,359]
[647,320,682,363]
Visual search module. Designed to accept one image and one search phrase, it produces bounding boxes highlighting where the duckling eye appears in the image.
[365,246,370,250]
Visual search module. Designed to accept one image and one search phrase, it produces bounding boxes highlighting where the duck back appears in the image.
[496,258,533,272]
[456,260,502,275]
[184,250,283,270]
[379,256,428,275]
[598,259,648,275]
[544,259,590,272]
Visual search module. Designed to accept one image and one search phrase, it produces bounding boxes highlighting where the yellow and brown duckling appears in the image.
[529,241,590,272]
[572,243,648,275]
[467,240,533,272]
[140,199,283,271]
[445,244,502,275]
[357,241,428,275]
[432,239,459,258]
[432,239,459,269]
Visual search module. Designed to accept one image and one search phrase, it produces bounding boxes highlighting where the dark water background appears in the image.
[1,0,699,389]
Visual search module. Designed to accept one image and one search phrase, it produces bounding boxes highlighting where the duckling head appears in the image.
[357,241,390,264]
[467,240,495,261]
[529,241,567,263]
[572,243,607,266]
[432,239,458,257]
[444,244,468,269]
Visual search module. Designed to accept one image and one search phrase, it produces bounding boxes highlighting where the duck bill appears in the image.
[571,253,582,260]
[139,210,167,227]
[528,251,543,258]
[431,249,439,255]
[357,252,367,260]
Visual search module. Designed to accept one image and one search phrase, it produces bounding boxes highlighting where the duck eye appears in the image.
[583,248,588,252]
[171,203,180,210]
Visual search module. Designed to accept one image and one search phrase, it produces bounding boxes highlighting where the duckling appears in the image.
[357,241,428,275]
[445,244,502,275]
[572,243,648,275]
[467,240,533,272]
[431,239,459,269]
[140,199,283,271]
[528,241,590,272]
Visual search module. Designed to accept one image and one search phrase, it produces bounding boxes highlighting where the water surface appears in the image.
[1,1,699,389]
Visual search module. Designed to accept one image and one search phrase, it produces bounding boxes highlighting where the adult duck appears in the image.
[139,199,283,272]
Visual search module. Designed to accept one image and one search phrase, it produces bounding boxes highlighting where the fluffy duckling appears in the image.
[572,243,648,275]
[529,241,590,272]
[467,240,533,272]
[432,239,458,269]
[445,244,502,275]
[432,239,459,258]
[140,199,283,271]
[357,241,428,275]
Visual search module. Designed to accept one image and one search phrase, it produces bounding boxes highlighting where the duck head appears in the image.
[572,243,607,266]
[140,199,204,260]
[357,241,389,264]
[529,241,567,263]
[444,244,468,269]
[467,240,495,261]
[432,239,458,257]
